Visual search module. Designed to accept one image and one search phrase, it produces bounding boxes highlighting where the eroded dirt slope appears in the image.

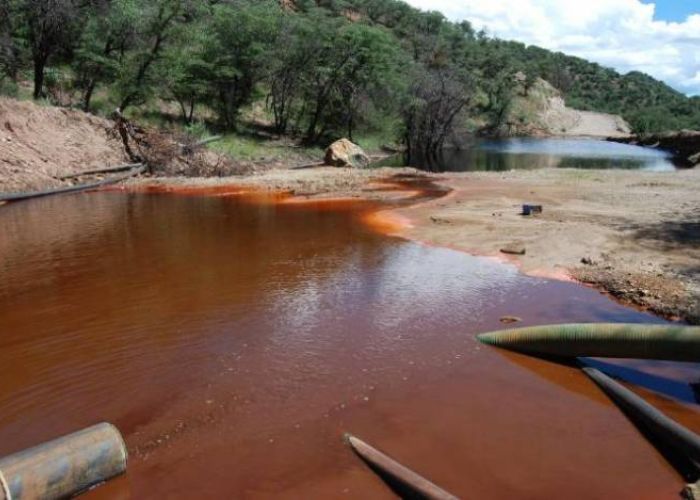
[501,78,631,138]
[0,98,128,193]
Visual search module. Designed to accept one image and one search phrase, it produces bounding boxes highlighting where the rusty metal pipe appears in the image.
[0,423,127,500]
[346,434,459,500]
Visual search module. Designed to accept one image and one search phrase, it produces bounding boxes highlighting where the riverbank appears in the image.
[389,168,700,324]
[124,166,700,324]
[610,130,700,168]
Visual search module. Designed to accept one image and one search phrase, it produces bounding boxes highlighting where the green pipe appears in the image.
[477,323,700,362]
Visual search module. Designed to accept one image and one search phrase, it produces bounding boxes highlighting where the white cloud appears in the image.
[404,0,700,95]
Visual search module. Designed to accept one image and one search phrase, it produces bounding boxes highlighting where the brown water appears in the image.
[1,188,699,499]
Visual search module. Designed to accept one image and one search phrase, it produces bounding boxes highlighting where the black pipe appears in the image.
[0,165,145,203]
[583,367,700,465]
[58,163,143,180]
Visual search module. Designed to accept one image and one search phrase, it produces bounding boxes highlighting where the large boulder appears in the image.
[324,139,370,168]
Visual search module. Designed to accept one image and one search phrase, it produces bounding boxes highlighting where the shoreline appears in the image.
[387,168,700,324]
[116,165,700,325]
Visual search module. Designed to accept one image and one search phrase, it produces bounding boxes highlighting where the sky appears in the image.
[404,0,700,95]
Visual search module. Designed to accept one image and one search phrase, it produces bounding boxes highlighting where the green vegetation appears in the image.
[211,134,322,163]
[1,0,699,158]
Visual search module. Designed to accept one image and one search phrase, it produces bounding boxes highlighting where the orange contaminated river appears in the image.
[0,186,699,499]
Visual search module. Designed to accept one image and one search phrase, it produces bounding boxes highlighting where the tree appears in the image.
[0,0,21,85]
[402,66,474,158]
[116,0,185,111]
[292,19,403,143]
[201,1,281,129]
[23,0,79,99]
[266,13,316,135]
[159,22,212,124]
[72,0,139,111]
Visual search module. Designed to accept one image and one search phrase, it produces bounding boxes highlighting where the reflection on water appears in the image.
[0,191,697,499]
[379,138,677,172]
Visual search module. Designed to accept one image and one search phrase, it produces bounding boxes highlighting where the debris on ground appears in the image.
[112,112,251,178]
[500,316,523,324]
[500,244,527,256]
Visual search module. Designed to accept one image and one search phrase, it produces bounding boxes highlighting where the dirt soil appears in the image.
[500,78,631,138]
[389,168,700,324]
[561,110,631,138]
[122,166,426,201]
[0,98,129,193]
[541,96,631,138]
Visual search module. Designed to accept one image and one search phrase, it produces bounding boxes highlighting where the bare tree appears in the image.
[402,66,473,159]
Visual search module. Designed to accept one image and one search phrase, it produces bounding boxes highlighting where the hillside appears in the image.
[311,0,700,134]
[479,41,700,134]
[0,0,697,157]
[492,77,630,138]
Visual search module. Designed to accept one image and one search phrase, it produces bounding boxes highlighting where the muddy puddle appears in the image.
[0,187,698,499]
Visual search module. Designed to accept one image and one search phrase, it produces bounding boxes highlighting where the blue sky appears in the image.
[647,1,698,22]
[405,0,700,95]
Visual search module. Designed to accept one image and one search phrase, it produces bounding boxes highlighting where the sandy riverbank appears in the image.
[389,168,700,324]
[124,166,700,324]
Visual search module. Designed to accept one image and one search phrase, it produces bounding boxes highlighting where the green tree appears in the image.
[159,21,212,124]
[0,0,21,86]
[72,0,140,111]
[23,0,81,99]
[202,1,281,128]
[294,19,404,143]
[115,0,186,111]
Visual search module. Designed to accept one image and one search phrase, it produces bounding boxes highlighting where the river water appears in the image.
[0,186,698,499]
[380,138,678,172]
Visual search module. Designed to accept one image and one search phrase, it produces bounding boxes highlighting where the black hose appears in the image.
[583,367,700,464]
[58,163,143,180]
[0,165,146,203]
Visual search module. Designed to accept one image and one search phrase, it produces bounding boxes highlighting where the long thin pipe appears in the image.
[0,165,145,203]
[58,163,143,180]
[346,434,459,500]
[583,367,700,463]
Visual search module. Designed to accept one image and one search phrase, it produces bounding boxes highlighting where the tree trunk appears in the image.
[82,80,96,112]
[187,100,195,124]
[178,100,188,124]
[32,56,46,99]
[119,94,132,113]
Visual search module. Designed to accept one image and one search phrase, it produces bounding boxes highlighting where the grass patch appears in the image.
[212,134,323,163]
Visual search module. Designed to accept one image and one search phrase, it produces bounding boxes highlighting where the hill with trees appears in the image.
[1,0,699,158]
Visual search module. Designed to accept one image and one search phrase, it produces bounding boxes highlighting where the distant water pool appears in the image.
[380,138,678,172]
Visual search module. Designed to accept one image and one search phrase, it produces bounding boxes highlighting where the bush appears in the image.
[0,78,18,97]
